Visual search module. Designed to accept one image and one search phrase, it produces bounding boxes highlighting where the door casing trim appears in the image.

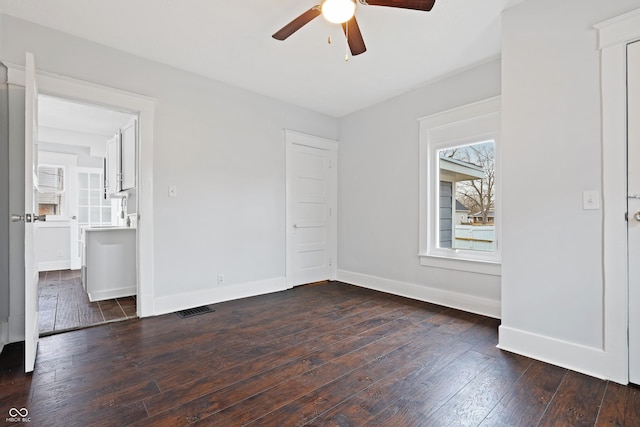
[595,7,640,384]
[4,61,156,319]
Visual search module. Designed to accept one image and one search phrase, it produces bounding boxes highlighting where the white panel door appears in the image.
[289,142,335,286]
[628,40,640,384]
[24,53,40,373]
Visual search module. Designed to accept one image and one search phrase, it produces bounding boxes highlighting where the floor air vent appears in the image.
[175,305,214,319]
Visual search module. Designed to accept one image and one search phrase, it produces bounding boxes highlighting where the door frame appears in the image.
[5,62,156,320]
[285,130,338,287]
[596,8,640,384]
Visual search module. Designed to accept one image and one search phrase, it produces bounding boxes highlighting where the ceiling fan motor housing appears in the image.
[321,0,357,24]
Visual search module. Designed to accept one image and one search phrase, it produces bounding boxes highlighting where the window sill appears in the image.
[419,253,501,276]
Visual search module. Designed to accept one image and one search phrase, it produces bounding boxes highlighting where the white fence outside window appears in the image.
[453,225,495,252]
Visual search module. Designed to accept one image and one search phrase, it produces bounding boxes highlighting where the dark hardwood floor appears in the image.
[1,281,639,426]
[39,269,137,335]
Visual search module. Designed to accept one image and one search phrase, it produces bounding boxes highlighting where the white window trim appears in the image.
[418,96,501,275]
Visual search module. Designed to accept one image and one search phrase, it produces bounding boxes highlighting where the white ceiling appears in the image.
[39,95,135,137]
[0,0,520,117]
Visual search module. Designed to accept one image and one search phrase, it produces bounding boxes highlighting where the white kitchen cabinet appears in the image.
[81,227,136,302]
[120,117,137,191]
[105,133,121,196]
[105,117,137,196]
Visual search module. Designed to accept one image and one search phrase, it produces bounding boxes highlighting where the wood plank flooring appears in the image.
[1,281,639,426]
[39,270,137,335]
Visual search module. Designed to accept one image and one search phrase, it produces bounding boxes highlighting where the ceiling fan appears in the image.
[272,0,436,56]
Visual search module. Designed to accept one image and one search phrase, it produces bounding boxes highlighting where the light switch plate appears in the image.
[168,185,177,198]
[583,190,600,210]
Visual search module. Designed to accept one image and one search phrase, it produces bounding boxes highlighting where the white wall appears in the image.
[5,2,639,383]
[0,14,337,317]
[36,224,70,271]
[40,126,109,158]
[499,0,640,380]
[337,59,502,317]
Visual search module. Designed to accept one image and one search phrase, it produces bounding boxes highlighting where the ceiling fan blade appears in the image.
[363,0,435,11]
[272,7,322,41]
[342,17,367,56]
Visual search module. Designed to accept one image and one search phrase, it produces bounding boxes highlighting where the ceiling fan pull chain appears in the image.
[345,22,349,61]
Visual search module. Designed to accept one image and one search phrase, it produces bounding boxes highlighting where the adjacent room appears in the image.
[1,0,640,425]
[36,95,139,334]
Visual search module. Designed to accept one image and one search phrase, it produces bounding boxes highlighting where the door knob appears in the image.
[10,214,45,222]
[29,214,46,222]
[14,213,46,223]
[635,211,640,222]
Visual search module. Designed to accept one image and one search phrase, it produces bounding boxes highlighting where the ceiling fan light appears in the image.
[321,0,356,24]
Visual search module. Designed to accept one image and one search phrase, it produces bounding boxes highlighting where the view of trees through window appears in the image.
[438,141,495,252]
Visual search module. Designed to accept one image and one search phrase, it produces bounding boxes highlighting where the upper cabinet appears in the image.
[105,133,120,196]
[105,117,138,197]
[120,117,137,191]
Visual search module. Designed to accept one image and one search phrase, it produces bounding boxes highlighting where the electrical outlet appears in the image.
[57,250,63,257]
[217,274,224,285]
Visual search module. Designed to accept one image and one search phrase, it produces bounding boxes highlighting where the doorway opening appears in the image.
[36,95,139,335]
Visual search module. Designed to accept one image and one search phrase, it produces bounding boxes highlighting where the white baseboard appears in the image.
[38,260,71,272]
[88,287,136,303]
[336,270,501,319]
[498,325,610,381]
[0,322,8,354]
[153,276,289,317]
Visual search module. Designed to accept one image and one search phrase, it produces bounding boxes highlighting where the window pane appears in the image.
[78,173,88,189]
[38,166,64,192]
[90,207,100,223]
[37,165,64,215]
[90,189,101,205]
[78,190,89,206]
[437,141,495,253]
[89,173,101,190]
[439,181,453,248]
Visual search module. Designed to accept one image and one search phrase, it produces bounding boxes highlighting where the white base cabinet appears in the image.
[82,227,136,302]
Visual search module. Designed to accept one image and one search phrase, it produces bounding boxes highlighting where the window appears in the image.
[37,165,65,216]
[77,169,113,260]
[439,141,495,252]
[418,97,501,275]
[77,169,112,227]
